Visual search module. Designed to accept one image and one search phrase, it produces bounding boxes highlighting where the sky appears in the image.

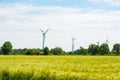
[0,0,120,51]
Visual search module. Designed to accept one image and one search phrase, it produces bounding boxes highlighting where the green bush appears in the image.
[24,49,42,55]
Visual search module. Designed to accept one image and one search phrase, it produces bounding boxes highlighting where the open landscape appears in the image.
[0,55,120,80]
[0,0,120,80]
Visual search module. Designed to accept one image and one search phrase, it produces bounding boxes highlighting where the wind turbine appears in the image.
[40,29,49,49]
[72,37,75,53]
[96,37,100,46]
[105,36,110,44]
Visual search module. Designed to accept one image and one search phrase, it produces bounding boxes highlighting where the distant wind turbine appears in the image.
[72,37,75,53]
[40,29,49,49]
[96,37,100,46]
[105,36,110,44]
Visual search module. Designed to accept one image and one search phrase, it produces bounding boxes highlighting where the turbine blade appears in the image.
[45,29,49,34]
[40,29,44,33]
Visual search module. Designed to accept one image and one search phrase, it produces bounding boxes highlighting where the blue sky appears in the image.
[0,0,120,10]
[0,0,120,51]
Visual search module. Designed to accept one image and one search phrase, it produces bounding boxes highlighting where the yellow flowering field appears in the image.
[0,55,120,80]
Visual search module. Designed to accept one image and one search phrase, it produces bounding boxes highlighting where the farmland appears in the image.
[0,55,120,80]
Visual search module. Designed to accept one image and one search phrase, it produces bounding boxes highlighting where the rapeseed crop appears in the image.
[0,55,120,80]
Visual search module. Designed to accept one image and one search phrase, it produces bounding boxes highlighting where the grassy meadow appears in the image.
[0,55,120,80]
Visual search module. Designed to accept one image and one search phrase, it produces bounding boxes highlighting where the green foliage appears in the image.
[1,70,34,80]
[112,43,120,55]
[43,47,49,55]
[24,49,41,55]
[1,70,10,80]
[2,41,120,56]
[74,49,81,54]
[88,44,100,55]
[12,49,25,54]
[50,47,63,55]
[100,43,110,55]
[0,48,2,54]
[80,47,88,55]
[1,41,13,55]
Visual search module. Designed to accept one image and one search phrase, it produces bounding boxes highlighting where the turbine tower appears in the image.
[72,37,75,53]
[40,29,49,49]
[106,36,110,44]
[96,37,100,46]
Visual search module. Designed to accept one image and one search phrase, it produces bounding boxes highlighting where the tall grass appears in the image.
[0,55,120,80]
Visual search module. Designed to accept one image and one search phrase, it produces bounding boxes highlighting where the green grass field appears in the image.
[0,55,120,80]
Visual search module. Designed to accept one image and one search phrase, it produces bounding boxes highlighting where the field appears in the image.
[0,55,120,80]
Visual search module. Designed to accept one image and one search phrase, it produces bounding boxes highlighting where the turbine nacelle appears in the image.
[40,29,49,34]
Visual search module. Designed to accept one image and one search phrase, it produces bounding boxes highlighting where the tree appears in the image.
[43,47,49,55]
[88,44,100,55]
[50,47,63,55]
[1,41,13,55]
[100,43,110,55]
[24,49,41,55]
[74,49,81,54]
[12,49,25,55]
[80,47,88,55]
[24,49,34,55]
[112,43,120,55]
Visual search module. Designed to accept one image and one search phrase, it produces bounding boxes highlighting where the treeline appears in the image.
[74,43,120,55]
[0,41,65,55]
[0,41,120,55]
